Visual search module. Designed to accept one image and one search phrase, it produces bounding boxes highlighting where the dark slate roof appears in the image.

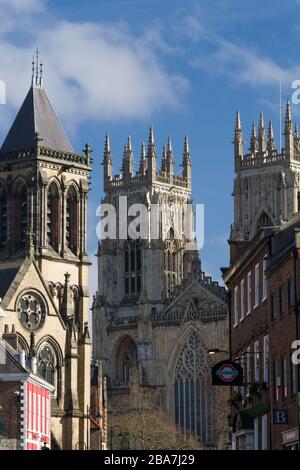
[0,267,19,299]
[1,85,74,153]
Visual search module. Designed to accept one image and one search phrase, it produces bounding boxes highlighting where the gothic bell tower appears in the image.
[0,55,92,449]
[230,105,300,262]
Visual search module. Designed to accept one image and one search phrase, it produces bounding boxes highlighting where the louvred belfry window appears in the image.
[47,182,60,252]
[0,187,8,250]
[12,183,27,252]
[66,186,78,255]
[124,239,142,296]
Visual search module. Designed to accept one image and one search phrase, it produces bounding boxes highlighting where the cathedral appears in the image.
[0,59,92,449]
[92,130,229,447]
[230,105,300,260]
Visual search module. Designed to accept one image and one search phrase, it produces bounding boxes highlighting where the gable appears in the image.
[1,258,64,326]
[152,279,228,327]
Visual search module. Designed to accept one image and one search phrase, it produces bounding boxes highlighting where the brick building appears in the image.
[223,108,300,450]
[0,327,54,450]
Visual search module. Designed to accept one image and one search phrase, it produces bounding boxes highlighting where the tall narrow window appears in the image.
[0,187,8,250]
[124,240,142,296]
[66,186,78,255]
[174,332,215,444]
[290,358,297,395]
[12,183,27,252]
[247,271,252,314]
[271,293,276,320]
[279,285,285,316]
[254,340,260,382]
[254,263,259,307]
[240,279,245,321]
[273,360,280,401]
[47,182,60,252]
[262,257,268,300]
[287,278,293,308]
[263,335,269,383]
[282,357,288,399]
[246,347,252,396]
[164,229,179,297]
[234,286,239,327]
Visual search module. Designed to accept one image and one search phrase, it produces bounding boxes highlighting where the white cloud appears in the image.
[0,0,188,128]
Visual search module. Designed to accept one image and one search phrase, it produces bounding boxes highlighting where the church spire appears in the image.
[121,137,134,179]
[166,136,174,176]
[147,126,156,181]
[267,120,276,156]
[258,112,266,153]
[182,134,192,184]
[233,110,243,159]
[161,144,167,173]
[102,133,112,187]
[284,101,294,160]
[139,141,147,176]
[249,122,257,155]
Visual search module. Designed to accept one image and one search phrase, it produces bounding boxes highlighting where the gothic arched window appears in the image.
[164,228,179,297]
[174,332,216,444]
[0,186,8,250]
[124,240,142,296]
[47,182,60,252]
[37,341,61,401]
[116,336,138,385]
[12,182,27,252]
[66,186,78,255]
[256,212,273,230]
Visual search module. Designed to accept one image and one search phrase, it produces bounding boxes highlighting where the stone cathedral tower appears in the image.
[230,104,300,262]
[0,59,92,449]
[93,129,228,447]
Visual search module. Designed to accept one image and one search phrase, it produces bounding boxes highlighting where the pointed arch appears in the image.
[254,209,274,234]
[169,327,216,445]
[36,336,63,401]
[47,179,61,252]
[11,178,27,252]
[124,239,143,297]
[66,183,79,255]
[114,334,138,385]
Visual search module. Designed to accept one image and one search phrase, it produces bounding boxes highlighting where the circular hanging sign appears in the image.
[212,360,243,386]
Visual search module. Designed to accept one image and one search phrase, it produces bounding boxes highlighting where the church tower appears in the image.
[0,55,92,449]
[230,105,300,262]
[93,129,228,447]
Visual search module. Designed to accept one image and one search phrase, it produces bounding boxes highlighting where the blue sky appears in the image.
[1,0,300,296]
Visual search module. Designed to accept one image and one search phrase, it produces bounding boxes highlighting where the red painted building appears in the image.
[0,327,54,450]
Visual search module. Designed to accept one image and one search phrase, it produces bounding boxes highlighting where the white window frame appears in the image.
[247,271,252,315]
[263,335,269,384]
[234,285,239,327]
[254,340,260,382]
[262,257,268,301]
[240,279,245,321]
[246,346,251,396]
[254,263,260,308]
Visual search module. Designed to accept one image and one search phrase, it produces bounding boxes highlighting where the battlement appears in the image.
[233,104,300,173]
[102,128,192,191]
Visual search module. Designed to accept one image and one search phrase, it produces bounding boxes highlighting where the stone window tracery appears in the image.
[124,240,142,296]
[174,332,216,444]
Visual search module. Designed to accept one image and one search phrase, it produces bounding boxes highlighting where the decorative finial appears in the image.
[285,101,292,129]
[249,122,257,154]
[267,120,276,155]
[139,141,147,176]
[235,110,241,132]
[184,134,190,156]
[31,49,43,88]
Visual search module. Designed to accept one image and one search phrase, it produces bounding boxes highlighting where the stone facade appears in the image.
[0,63,92,449]
[230,107,300,262]
[92,131,229,447]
